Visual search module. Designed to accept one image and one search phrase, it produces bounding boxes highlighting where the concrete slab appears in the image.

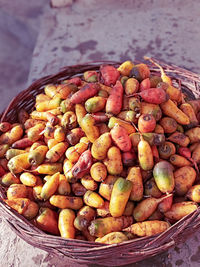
[0,0,45,111]
[29,0,200,84]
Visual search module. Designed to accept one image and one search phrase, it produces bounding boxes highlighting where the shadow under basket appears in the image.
[1,59,200,266]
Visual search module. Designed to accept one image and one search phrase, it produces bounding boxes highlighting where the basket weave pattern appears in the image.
[0,60,200,266]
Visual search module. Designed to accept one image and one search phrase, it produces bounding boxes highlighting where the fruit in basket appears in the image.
[153,161,175,194]
[174,166,196,196]
[36,163,63,175]
[126,166,143,201]
[8,153,30,174]
[70,83,99,104]
[109,178,132,217]
[83,190,104,209]
[160,99,190,125]
[106,80,123,115]
[158,141,176,159]
[100,65,120,86]
[130,63,150,82]
[135,88,168,104]
[159,117,177,133]
[110,124,132,152]
[103,146,123,175]
[88,216,133,237]
[108,116,136,134]
[138,114,156,133]
[46,142,68,162]
[133,195,172,222]
[85,96,106,113]
[191,143,200,163]
[58,209,75,238]
[81,114,99,142]
[185,127,200,143]
[50,195,83,209]
[7,184,28,200]
[124,220,170,237]
[138,137,154,171]
[180,103,199,127]
[141,102,162,121]
[40,172,60,200]
[28,145,48,166]
[5,198,39,220]
[91,132,112,160]
[36,207,59,235]
[186,185,200,202]
[125,78,139,96]
[117,60,134,76]
[74,205,96,231]
[20,172,38,187]
[169,154,191,167]
[0,122,12,133]
[1,57,200,246]
[95,231,128,244]
[90,162,107,182]
[164,202,198,221]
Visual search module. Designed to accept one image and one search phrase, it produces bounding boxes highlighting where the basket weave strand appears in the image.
[0,59,200,266]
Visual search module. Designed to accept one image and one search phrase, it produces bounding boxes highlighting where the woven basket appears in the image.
[1,59,200,266]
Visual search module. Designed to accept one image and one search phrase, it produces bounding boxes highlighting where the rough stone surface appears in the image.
[0,0,46,110]
[1,0,200,266]
[29,0,200,84]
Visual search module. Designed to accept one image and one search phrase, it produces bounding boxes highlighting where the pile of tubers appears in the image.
[0,58,200,244]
